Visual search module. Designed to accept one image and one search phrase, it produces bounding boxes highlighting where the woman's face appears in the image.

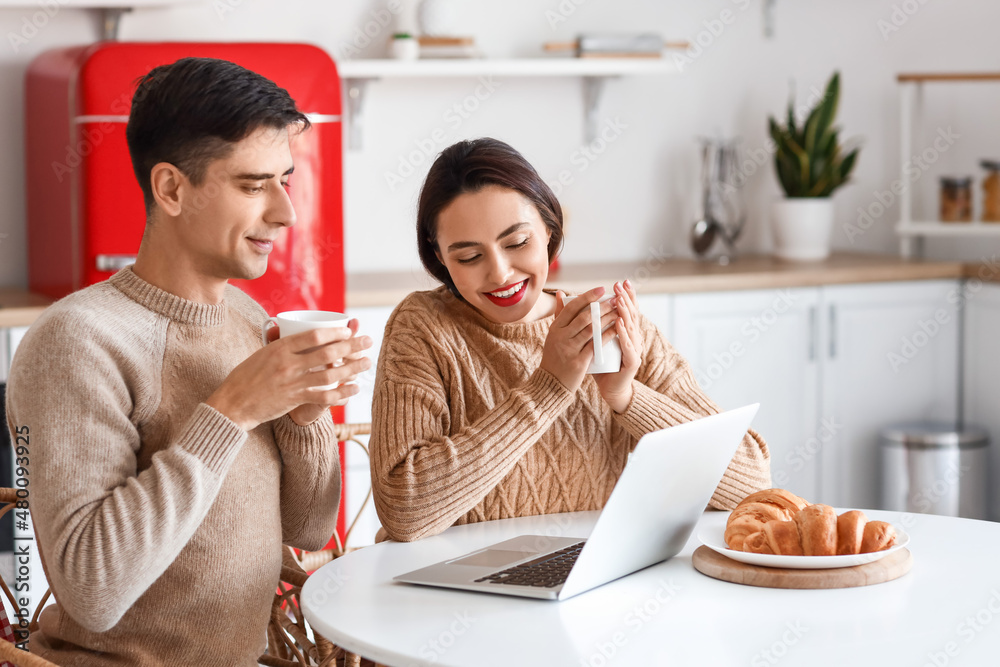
[435,185,555,324]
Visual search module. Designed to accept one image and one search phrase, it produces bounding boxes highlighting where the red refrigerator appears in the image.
[25,42,350,544]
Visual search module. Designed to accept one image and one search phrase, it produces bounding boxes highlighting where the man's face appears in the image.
[176,126,296,283]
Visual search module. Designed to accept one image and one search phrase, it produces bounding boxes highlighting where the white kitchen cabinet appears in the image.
[671,281,961,509]
[636,292,672,341]
[962,282,1000,522]
[671,288,823,501]
[821,281,959,510]
[342,305,396,546]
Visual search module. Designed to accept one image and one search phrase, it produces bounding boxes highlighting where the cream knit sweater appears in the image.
[5,267,342,666]
[371,288,771,542]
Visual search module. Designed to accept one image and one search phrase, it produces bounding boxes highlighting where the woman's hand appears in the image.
[539,286,615,393]
[594,280,644,413]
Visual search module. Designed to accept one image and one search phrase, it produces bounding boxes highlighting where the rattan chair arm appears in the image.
[0,639,59,667]
[331,423,371,442]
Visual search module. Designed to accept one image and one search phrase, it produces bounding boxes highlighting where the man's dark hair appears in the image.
[125,57,310,215]
[416,138,564,299]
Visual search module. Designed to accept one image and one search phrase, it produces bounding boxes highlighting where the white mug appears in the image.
[565,295,622,375]
[262,310,351,390]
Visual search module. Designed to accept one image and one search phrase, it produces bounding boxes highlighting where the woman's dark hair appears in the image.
[126,57,310,215]
[416,138,564,297]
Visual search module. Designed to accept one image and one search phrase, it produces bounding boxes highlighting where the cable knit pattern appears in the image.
[371,288,771,543]
[4,267,342,666]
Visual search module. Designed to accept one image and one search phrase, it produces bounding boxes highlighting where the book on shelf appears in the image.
[417,35,481,59]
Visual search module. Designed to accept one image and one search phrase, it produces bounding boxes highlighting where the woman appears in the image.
[370,138,770,542]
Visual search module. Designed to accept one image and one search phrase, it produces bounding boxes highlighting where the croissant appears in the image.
[742,505,897,556]
[724,488,810,551]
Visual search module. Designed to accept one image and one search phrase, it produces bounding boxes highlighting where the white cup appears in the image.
[262,310,351,390]
[565,295,622,375]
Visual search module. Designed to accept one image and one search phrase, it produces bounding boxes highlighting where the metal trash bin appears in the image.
[880,423,989,519]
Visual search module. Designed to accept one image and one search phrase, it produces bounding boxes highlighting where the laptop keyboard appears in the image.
[473,541,586,588]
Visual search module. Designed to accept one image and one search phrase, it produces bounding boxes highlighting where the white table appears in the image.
[302,509,1000,667]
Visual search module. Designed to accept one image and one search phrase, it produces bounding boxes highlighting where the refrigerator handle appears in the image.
[96,254,137,272]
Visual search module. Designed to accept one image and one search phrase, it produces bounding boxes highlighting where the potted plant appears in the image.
[768,72,860,261]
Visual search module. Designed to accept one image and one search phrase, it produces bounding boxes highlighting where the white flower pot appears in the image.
[771,198,835,261]
[390,37,420,60]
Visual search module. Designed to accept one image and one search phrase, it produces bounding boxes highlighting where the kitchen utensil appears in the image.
[691,138,746,260]
[690,139,718,257]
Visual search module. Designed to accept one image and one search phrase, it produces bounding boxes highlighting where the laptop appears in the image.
[393,403,760,601]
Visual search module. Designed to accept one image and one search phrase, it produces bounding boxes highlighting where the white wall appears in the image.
[2,0,1000,287]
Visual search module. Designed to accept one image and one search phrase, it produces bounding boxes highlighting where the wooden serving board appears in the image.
[692,546,913,589]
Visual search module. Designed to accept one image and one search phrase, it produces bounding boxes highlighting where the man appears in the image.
[5,57,370,665]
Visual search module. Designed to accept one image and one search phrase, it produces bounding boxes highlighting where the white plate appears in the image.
[697,512,910,570]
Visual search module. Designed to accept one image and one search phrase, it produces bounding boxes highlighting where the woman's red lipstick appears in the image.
[483,279,528,307]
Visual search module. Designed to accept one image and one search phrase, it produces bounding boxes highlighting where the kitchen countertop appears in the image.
[0,289,53,328]
[0,253,982,325]
[346,252,970,308]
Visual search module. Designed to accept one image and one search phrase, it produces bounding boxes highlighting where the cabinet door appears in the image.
[962,282,1000,522]
[821,281,960,510]
[343,305,396,546]
[672,288,822,501]
[635,293,672,342]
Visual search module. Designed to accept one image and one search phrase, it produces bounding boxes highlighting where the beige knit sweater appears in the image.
[371,288,771,543]
[5,267,342,666]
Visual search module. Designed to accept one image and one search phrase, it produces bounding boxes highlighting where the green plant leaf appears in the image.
[813,72,840,149]
[839,148,860,182]
[786,98,798,144]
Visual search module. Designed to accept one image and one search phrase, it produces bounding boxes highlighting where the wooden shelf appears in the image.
[337,57,675,79]
[0,1,201,6]
[338,57,676,150]
[897,222,1000,237]
[897,72,1000,83]
[895,74,1000,257]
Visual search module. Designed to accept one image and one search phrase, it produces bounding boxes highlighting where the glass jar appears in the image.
[940,176,973,223]
[981,160,1000,223]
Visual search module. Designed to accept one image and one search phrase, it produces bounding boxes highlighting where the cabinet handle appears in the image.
[808,305,817,362]
[829,304,837,359]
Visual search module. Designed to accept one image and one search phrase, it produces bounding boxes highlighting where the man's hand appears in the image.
[206,319,373,431]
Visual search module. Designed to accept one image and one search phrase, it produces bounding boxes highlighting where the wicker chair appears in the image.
[260,422,374,667]
[0,488,58,667]
[0,423,376,667]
